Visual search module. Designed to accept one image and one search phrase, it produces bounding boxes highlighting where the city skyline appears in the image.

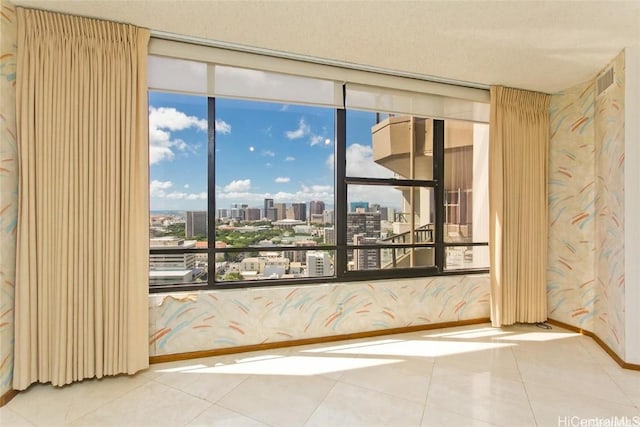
[149,92,400,211]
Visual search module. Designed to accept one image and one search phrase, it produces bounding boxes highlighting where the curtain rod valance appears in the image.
[148,36,490,105]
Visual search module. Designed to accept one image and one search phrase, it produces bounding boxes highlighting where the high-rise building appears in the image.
[309,200,325,215]
[369,203,380,213]
[310,213,324,224]
[350,201,369,212]
[289,202,306,221]
[264,198,274,219]
[216,209,229,219]
[266,207,278,221]
[185,210,207,238]
[347,211,380,241]
[323,209,334,225]
[229,203,248,221]
[274,203,287,221]
[347,211,381,261]
[379,206,394,221]
[323,227,335,245]
[306,251,331,277]
[352,234,380,270]
[245,208,261,221]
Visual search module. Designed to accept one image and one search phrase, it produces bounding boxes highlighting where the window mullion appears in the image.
[433,119,445,271]
[207,97,216,286]
[335,107,347,278]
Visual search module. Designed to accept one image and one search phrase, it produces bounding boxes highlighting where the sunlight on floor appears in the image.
[151,326,577,377]
[305,338,514,358]
[157,355,402,376]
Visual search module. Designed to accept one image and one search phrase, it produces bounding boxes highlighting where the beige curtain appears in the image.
[14,8,150,389]
[489,86,550,327]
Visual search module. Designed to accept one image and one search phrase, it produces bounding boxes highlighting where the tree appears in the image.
[224,272,243,281]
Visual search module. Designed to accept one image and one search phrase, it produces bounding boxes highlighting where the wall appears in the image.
[0,0,17,395]
[623,47,640,364]
[548,79,596,330]
[149,275,489,356]
[593,52,626,358]
[548,51,627,358]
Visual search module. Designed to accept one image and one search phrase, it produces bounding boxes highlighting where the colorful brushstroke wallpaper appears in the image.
[0,0,17,395]
[594,52,626,358]
[548,51,626,359]
[548,79,597,331]
[149,275,490,356]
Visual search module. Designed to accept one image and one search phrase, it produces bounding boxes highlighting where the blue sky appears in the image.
[149,92,397,212]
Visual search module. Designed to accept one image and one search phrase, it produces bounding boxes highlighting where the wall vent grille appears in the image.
[596,68,614,96]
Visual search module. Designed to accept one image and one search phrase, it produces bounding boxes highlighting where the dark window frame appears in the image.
[149,95,488,293]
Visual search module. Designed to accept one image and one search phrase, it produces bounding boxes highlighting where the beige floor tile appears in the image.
[336,355,433,404]
[516,356,634,406]
[68,380,210,427]
[0,407,36,426]
[153,362,249,403]
[421,402,499,427]
[305,381,424,427]
[525,381,640,426]
[432,346,522,382]
[603,365,640,408]
[426,370,536,426]
[217,374,336,426]
[186,404,269,427]
[7,374,150,426]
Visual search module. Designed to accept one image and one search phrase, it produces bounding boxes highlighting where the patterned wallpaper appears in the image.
[548,80,596,330]
[0,0,17,396]
[149,275,490,356]
[594,52,626,358]
[548,51,626,358]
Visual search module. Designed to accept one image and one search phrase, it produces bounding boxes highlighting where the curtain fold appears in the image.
[489,86,550,327]
[14,7,150,389]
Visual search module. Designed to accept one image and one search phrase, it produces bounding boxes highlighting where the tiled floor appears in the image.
[1,323,639,426]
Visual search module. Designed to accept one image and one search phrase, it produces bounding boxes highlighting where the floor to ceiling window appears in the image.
[147,53,489,291]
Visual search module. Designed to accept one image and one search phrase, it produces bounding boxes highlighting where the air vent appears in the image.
[596,68,614,96]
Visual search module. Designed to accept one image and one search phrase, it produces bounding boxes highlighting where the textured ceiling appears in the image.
[11,0,640,93]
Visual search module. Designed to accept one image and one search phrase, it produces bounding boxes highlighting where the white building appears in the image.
[306,251,331,277]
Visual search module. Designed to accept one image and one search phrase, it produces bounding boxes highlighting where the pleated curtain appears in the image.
[489,86,550,327]
[14,8,150,389]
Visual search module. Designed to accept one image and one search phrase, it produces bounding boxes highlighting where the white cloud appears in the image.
[165,191,207,200]
[262,150,275,157]
[309,135,324,146]
[216,182,334,205]
[149,107,207,132]
[150,179,174,197]
[223,179,251,192]
[215,119,231,134]
[285,156,295,161]
[285,118,331,148]
[275,177,290,183]
[148,106,209,165]
[150,146,175,164]
[150,180,207,201]
[285,118,310,139]
[184,184,190,189]
[326,144,394,179]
